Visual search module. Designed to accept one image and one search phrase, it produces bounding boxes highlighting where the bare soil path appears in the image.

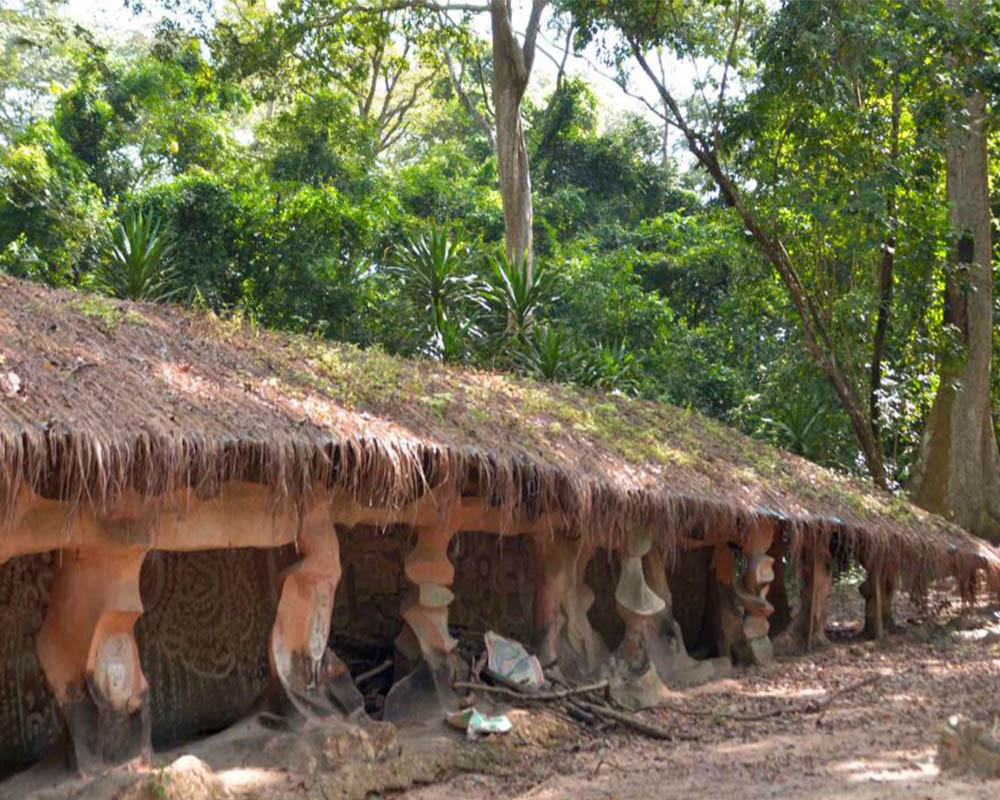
[398,583,1000,800]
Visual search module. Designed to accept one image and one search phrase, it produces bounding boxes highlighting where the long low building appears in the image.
[1,275,997,779]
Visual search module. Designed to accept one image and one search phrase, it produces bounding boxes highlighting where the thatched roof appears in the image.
[1,276,998,585]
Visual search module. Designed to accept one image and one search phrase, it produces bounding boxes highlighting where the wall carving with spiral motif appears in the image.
[0,553,61,777]
[136,546,296,746]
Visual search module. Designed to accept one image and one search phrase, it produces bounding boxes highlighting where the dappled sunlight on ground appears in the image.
[829,748,938,782]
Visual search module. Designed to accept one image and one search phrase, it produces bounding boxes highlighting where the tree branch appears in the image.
[631,40,887,488]
[870,77,901,448]
[713,0,745,150]
[441,30,496,151]
[317,1,489,26]
[521,0,548,79]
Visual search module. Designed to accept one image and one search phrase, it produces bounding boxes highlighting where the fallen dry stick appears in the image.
[451,679,610,702]
[354,659,393,686]
[802,673,882,713]
[570,700,699,742]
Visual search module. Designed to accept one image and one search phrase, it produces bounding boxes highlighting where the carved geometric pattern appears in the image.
[667,548,713,652]
[449,531,537,645]
[136,547,295,746]
[0,553,61,777]
[334,526,410,649]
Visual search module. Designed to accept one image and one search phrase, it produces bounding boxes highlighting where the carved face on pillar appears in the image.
[94,633,136,711]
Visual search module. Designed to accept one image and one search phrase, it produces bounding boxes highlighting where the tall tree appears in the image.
[219,1,548,271]
[560,0,900,486]
[489,0,545,274]
[908,0,1000,541]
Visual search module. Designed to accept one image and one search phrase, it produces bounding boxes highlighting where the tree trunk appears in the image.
[909,4,1000,541]
[490,0,540,276]
[869,81,900,450]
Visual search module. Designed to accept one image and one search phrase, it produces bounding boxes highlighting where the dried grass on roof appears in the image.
[1,277,998,589]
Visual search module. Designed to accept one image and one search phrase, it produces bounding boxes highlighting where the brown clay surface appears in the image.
[11,580,1000,800]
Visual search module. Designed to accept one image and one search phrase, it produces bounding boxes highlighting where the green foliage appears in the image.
[0,0,92,145]
[483,251,557,346]
[0,121,108,284]
[99,209,178,301]
[262,90,377,192]
[757,385,845,466]
[521,324,582,382]
[2,0,994,491]
[389,226,483,361]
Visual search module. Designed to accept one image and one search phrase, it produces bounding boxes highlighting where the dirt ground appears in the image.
[11,579,1000,800]
[397,584,1000,800]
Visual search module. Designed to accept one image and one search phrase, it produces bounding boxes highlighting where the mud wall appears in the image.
[334,526,410,650]
[0,547,299,776]
[450,531,537,645]
[0,554,61,776]
[136,547,296,746]
[668,548,714,653]
[333,527,540,651]
[0,526,548,778]
[0,529,716,778]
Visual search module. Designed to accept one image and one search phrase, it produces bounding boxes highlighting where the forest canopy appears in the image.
[2,0,999,538]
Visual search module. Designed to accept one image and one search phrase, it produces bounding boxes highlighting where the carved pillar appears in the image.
[708,543,743,661]
[383,522,460,722]
[772,540,833,654]
[800,540,833,650]
[269,509,362,721]
[644,544,715,687]
[859,557,897,639]
[733,519,776,666]
[765,537,792,639]
[37,547,151,774]
[533,532,608,682]
[610,529,672,709]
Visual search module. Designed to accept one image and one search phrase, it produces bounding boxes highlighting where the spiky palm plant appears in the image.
[484,250,556,343]
[390,226,483,360]
[101,210,179,302]
[760,388,840,463]
[584,341,642,395]
[521,324,584,382]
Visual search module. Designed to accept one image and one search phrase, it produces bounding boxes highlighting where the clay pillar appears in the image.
[773,540,833,654]
[644,544,715,687]
[799,540,833,650]
[859,557,897,640]
[533,532,608,682]
[383,522,460,722]
[733,519,776,665]
[269,509,362,721]
[610,529,672,709]
[37,547,151,774]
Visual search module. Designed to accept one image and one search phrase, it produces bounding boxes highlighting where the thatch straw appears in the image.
[1,277,998,589]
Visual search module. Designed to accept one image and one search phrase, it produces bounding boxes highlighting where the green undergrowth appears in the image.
[69,293,148,329]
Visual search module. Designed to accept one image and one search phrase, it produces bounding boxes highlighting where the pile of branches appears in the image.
[452,653,687,741]
[452,651,882,743]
